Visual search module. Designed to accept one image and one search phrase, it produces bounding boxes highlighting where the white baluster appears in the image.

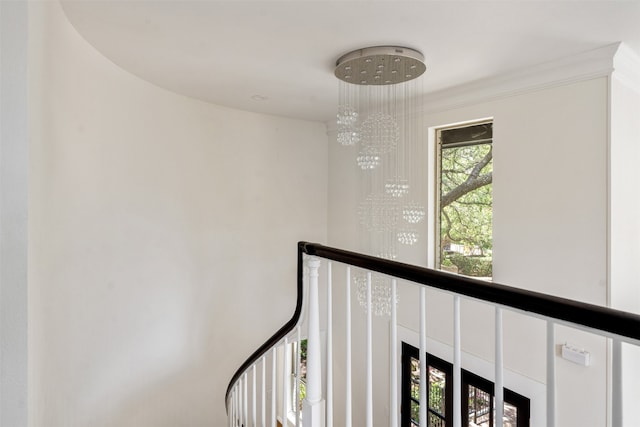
[236,384,240,427]
[366,271,373,427]
[236,386,240,427]
[262,358,266,427]
[282,337,289,427]
[271,347,276,427]
[419,287,427,427]
[612,339,622,427]
[390,279,398,427]
[238,378,242,427]
[295,326,301,427]
[546,321,556,427]
[244,373,248,427]
[253,364,257,427]
[303,257,325,426]
[238,378,243,427]
[229,387,236,427]
[453,296,461,427]
[345,266,352,427]
[326,262,333,427]
[495,307,504,427]
[237,385,241,427]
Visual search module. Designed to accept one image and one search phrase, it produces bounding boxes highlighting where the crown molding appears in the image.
[422,43,621,113]
[612,43,640,94]
[325,43,633,132]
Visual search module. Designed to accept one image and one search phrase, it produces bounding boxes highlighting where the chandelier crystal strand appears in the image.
[384,83,409,199]
[335,46,425,315]
[337,80,360,146]
[381,82,398,260]
[399,76,427,246]
[415,76,426,227]
[375,70,394,293]
[353,270,399,316]
[357,82,368,254]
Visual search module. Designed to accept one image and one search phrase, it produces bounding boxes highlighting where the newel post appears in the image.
[303,256,325,426]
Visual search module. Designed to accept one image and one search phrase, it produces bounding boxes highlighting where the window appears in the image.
[401,342,530,427]
[436,121,493,279]
[402,343,453,427]
[290,339,307,412]
[286,338,307,425]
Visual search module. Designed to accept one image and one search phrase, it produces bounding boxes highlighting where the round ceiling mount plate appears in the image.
[335,46,426,85]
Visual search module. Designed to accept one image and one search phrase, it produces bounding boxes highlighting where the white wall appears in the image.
[425,79,610,427]
[609,61,640,314]
[610,47,640,426]
[28,2,327,426]
[328,77,613,426]
[0,1,29,426]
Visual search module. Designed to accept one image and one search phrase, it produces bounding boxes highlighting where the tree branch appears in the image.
[441,148,492,208]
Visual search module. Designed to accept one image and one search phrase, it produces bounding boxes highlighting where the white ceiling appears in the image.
[61,1,640,123]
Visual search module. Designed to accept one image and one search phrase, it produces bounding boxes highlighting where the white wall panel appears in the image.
[28,2,328,425]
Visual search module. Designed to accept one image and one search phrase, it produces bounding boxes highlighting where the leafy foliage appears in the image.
[440,143,493,277]
[410,358,447,425]
[448,254,492,278]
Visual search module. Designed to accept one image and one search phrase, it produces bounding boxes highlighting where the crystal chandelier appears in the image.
[352,271,399,317]
[335,46,426,316]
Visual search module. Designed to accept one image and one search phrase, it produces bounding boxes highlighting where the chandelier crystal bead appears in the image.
[338,129,361,146]
[358,193,398,231]
[402,202,426,224]
[376,249,398,260]
[337,105,359,126]
[360,112,399,155]
[356,152,381,170]
[397,229,419,245]
[353,271,399,317]
[385,179,410,198]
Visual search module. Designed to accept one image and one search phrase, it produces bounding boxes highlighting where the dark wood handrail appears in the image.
[225,241,640,411]
[224,242,306,412]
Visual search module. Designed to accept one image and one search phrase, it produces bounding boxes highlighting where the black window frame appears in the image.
[401,341,530,427]
[401,342,453,426]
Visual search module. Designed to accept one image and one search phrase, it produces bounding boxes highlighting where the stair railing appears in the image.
[226,242,640,427]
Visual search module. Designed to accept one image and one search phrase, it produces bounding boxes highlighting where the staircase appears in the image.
[226,242,640,427]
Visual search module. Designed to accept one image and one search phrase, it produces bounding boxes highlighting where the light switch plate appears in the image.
[561,343,590,366]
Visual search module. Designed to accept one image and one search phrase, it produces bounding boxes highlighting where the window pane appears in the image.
[468,384,492,426]
[428,413,446,427]
[411,400,420,424]
[299,339,307,382]
[411,357,420,400]
[504,401,518,427]
[291,340,307,412]
[438,122,493,279]
[411,379,420,401]
[403,344,530,427]
[428,366,446,415]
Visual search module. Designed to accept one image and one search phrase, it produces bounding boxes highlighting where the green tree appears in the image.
[440,143,492,277]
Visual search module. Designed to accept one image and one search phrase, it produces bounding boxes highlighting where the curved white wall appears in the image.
[28,2,327,426]
[1,2,28,426]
